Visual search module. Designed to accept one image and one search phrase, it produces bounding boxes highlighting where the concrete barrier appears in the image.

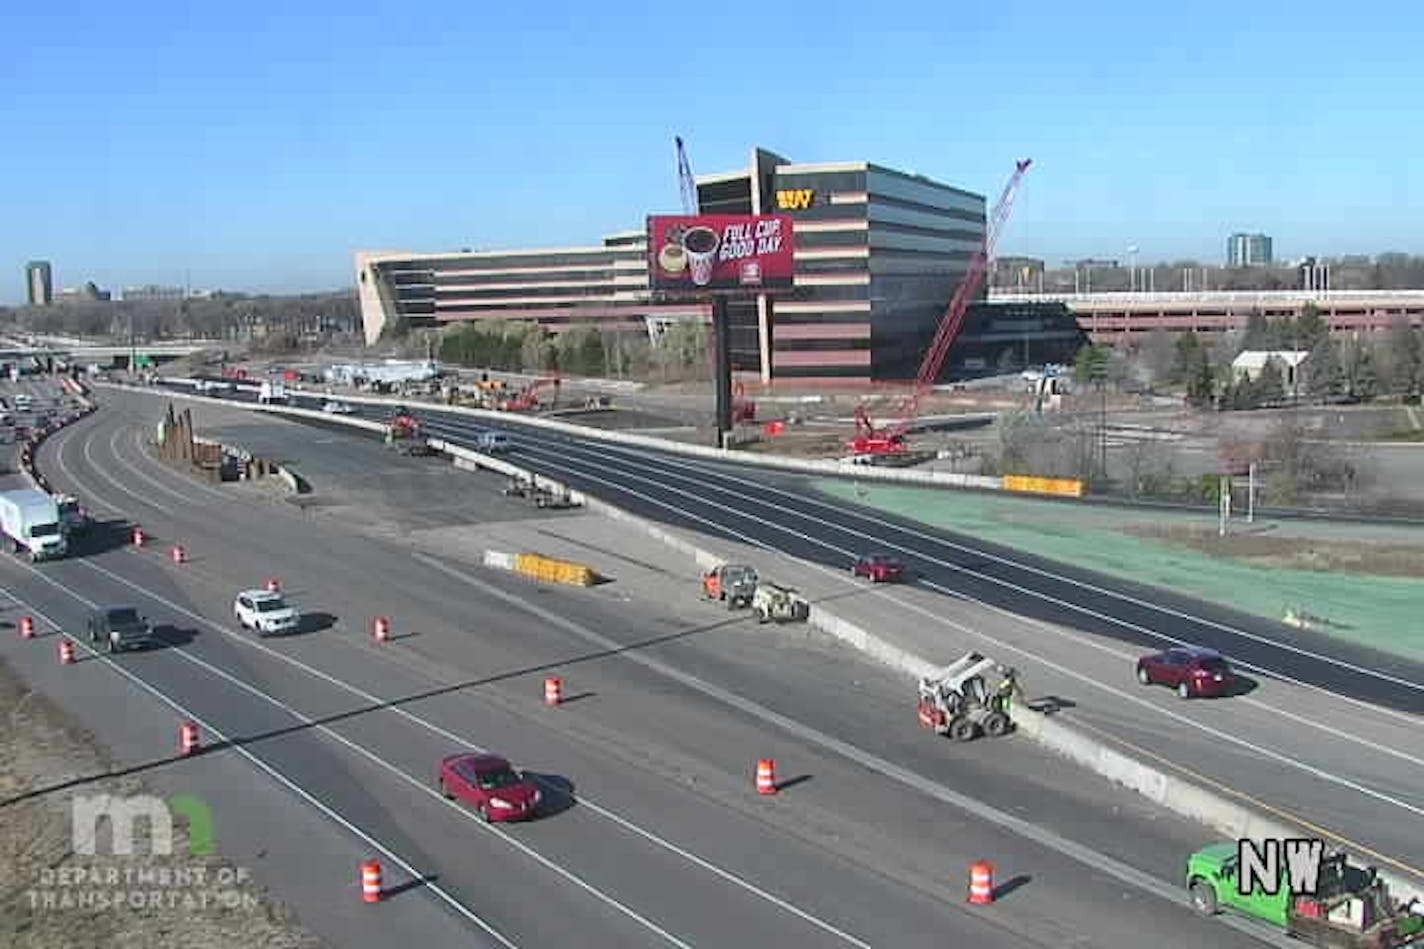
[90,381,1424,900]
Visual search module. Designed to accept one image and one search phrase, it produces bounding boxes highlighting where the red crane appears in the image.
[848,159,1032,456]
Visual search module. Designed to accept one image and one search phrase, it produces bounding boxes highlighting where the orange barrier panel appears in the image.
[1002,474,1085,498]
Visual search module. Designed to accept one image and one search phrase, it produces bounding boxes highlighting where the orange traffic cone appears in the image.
[361,860,382,903]
[968,861,995,904]
[544,676,563,706]
[179,721,201,755]
[265,577,281,593]
[756,759,778,795]
[132,526,146,547]
[372,617,390,642]
[59,639,76,664]
[19,615,34,639]
[170,545,186,564]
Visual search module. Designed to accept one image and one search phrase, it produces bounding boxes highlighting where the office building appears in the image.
[122,284,188,301]
[1227,233,1274,268]
[25,261,53,306]
[357,146,1076,384]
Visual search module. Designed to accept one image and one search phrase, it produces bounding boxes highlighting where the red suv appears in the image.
[438,753,542,822]
[852,553,905,583]
[1136,647,1234,699]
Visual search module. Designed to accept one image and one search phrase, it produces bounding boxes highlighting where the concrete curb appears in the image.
[92,380,1424,901]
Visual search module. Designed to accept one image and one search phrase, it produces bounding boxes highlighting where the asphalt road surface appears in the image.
[0,386,1293,948]
[176,383,1424,885]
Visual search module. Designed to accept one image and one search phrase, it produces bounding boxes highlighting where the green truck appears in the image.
[1187,843,1424,947]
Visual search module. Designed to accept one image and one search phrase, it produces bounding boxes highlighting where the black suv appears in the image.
[87,606,155,653]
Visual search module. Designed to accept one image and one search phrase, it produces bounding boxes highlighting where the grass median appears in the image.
[814,480,1424,663]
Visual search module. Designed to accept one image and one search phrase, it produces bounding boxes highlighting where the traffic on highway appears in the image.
[1,373,1420,948]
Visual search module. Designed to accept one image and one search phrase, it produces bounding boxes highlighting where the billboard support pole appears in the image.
[713,296,733,448]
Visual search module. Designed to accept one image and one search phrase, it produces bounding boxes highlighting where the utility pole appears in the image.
[1219,476,1231,536]
[1248,462,1256,523]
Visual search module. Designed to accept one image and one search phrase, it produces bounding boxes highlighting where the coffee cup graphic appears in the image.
[681,226,720,286]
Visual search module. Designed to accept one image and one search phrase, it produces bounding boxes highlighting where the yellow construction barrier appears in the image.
[1002,474,1086,498]
[513,552,597,587]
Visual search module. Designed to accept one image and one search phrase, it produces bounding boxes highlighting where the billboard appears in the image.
[647,215,795,292]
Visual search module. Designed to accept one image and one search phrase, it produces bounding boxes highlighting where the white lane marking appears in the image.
[126,423,232,503]
[502,431,1424,731]
[0,588,520,949]
[106,423,206,508]
[31,558,872,949]
[21,576,697,949]
[503,425,1424,696]
[46,423,128,518]
[496,448,1424,827]
[404,555,1302,947]
[510,436,1424,772]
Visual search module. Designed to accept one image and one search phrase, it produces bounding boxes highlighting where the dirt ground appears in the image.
[0,657,324,949]
[1123,523,1424,578]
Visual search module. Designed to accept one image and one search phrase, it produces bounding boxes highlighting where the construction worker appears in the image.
[994,667,1022,713]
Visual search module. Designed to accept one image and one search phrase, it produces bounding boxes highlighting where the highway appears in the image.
[181,383,1424,885]
[0,385,1288,947]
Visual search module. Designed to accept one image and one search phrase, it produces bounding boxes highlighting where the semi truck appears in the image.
[1187,843,1424,947]
[0,489,68,561]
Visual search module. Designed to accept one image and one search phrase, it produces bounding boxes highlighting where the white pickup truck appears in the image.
[258,381,287,404]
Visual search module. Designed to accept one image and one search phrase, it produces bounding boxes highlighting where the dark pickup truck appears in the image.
[87,606,156,653]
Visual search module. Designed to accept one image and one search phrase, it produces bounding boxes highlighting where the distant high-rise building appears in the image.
[25,261,53,306]
[1227,233,1273,268]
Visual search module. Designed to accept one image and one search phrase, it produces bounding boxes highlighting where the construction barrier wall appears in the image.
[512,552,596,587]
[1002,474,1085,498]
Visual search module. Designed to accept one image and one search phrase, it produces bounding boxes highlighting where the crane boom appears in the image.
[675,136,698,215]
[848,159,1032,455]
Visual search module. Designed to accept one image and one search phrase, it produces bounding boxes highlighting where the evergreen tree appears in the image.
[1256,356,1286,405]
[1387,318,1423,400]
[1185,346,1215,408]
[1241,311,1270,350]
[1305,337,1340,401]
[1296,303,1329,351]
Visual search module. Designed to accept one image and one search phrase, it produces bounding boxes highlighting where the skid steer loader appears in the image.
[916,652,1018,742]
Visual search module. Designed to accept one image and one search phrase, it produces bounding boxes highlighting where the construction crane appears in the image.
[674,136,755,426]
[848,159,1033,456]
[675,136,698,215]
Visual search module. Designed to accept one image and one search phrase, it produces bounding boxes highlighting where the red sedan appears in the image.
[1136,647,1235,699]
[438,753,541,822]
[852,553,905,583]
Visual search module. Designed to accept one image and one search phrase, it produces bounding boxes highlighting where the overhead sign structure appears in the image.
[647,214,795,293]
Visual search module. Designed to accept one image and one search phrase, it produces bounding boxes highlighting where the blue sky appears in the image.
[6,0,1422,303]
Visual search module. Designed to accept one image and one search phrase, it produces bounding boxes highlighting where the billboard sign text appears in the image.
[647,215,794,292]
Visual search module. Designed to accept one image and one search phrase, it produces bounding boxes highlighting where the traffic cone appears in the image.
[179,721,201,755]
[170,545,186,564]
[361,860,382,903]
[756,759,778,795]
[544,676,563,706]
[968,861,995,904]
[265,577,281,593]
[372,616,390,642]
[19,615,34,639]
[132,526,145,547]
[59,639,75,664]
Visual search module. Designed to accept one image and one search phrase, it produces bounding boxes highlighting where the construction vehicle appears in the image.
[499,376,560,412]
[701,563,758,610]
[531,483,579,510]
[752,583,809,623]
[386,408,436,455]
[1187,843,1424,947]
[847,159,1032,457]
[916,652,1017,741]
